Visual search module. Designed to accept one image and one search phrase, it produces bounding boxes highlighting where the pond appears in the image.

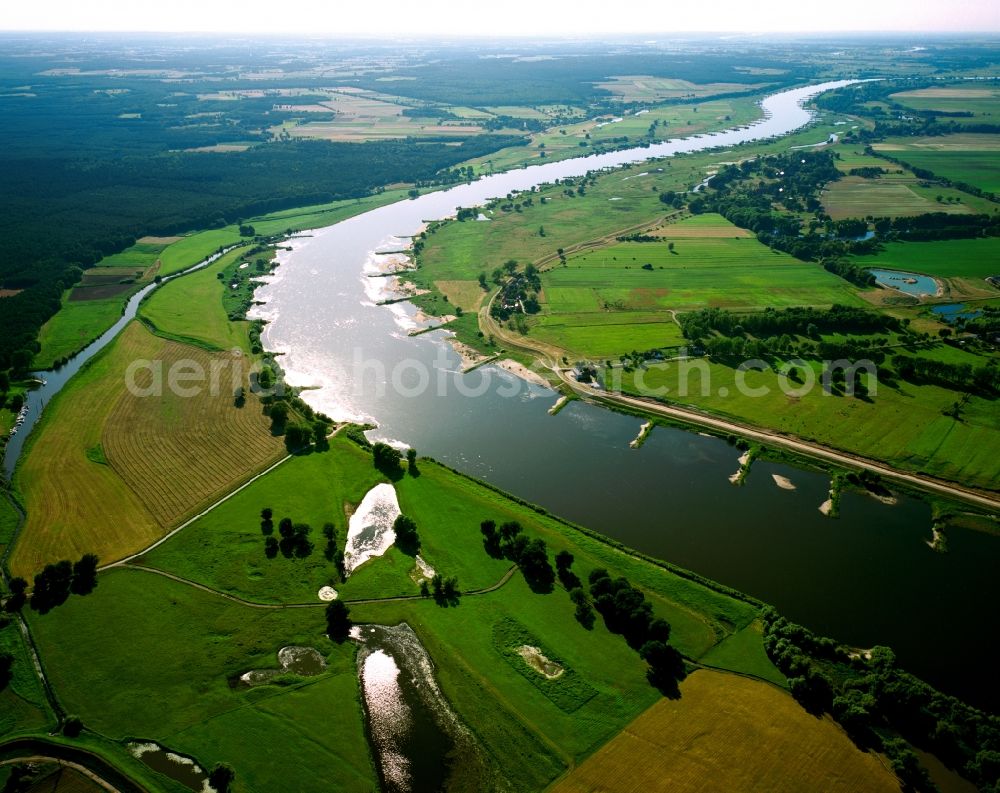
[931,303,984,323]
[355,623,495,792]
[128,742,210,792]
[869,268,940,297]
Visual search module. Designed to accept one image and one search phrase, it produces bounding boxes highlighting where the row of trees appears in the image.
[480,520,555,592]
[554,551,595,629]
[892,354,1000,396]
[680,305,899,344]
[3,554,99,614]
[762,609,1000,792]
[589,570,684,693]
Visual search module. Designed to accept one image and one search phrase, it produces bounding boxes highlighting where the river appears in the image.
[6,81,997,711]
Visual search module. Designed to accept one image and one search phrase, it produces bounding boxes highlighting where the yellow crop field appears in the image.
[549,670,900,793]
[12,322,283,577]
[101,335,285,527]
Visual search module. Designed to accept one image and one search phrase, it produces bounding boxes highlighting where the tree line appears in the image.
[680,305,900,343]
[0,134,523,372]
[892,354,1000,396]
[763,608,1000,792]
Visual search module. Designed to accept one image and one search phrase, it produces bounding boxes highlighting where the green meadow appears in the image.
[26,569,376,793]
[616,350,1000,490]
[850,237,1000,280]
[530,214,862,358]
[874,134,1000,195]
[139,247,253,354]
[34,293,127,369]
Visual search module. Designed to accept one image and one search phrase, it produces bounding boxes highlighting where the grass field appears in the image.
[700,619,787,687]
[26,568,377,793]
[11,322,283,577]
[34,293,129,369]
[23,434,790,793]
[0,616,53,739]
[850,238,1000,281]
[617,350,1000,490]
[873,133,1000,195]
[140,247,253,353]
[143,434,757,651]
[549,669,899,793]
[529,214,861,358]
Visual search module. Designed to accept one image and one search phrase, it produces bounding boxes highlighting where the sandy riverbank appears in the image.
[495,358,551,388]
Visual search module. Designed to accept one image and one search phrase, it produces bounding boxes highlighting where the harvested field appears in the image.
[893,87,997,100]
[137,235,183,245]
[550,669,899,793]
[12,322,283,576]
[822,177,970,220]
[68,283,136,301]
[101,334,285,527]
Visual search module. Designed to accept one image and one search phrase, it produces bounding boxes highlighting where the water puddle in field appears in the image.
[518,645,564,679]
[354,623,498,792]
[128,742,212,792]
[344,483,400,575]
[238,645,328,686]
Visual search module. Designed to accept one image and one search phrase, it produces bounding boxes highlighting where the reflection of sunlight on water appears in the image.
[356,624,495,792]
[345,484,401,575]
[362,650,411,790]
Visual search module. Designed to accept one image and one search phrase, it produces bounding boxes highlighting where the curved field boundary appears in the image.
[100,452,293,571]
[0,739,147,793]
[101,340,285,529]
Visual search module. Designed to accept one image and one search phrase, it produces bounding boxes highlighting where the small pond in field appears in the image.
[344,483,400,576]
[931,303,984,323]
[238,645,328,686]
[355,623,496,792]
[128,742,211,792]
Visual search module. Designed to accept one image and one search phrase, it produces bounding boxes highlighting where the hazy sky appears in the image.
[2,0,998,35]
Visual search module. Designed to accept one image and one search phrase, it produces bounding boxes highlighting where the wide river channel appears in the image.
[7,82,997,711]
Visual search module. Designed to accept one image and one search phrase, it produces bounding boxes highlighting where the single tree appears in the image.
[393,514,420,555]
[326,600,352,642]
[62,715,83,737]
[209,763,236,793]
[70,553,99,595]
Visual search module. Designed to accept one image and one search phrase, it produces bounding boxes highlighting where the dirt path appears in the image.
[119,563,518,608]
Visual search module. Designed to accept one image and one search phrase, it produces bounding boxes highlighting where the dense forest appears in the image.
[0,38,537,368]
